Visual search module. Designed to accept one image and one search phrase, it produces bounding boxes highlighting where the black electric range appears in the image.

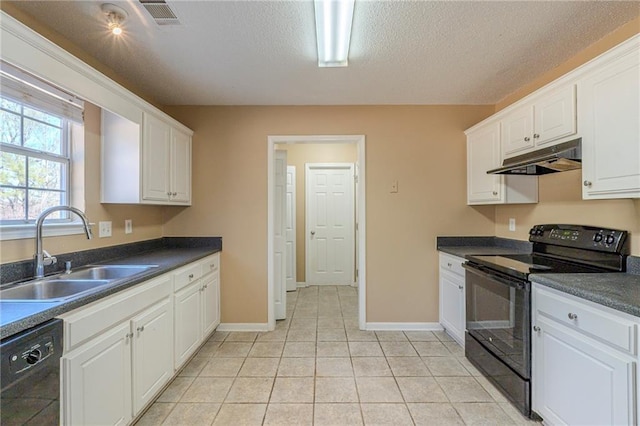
[463,224,629,419]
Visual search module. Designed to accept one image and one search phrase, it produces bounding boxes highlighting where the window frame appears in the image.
[0,97,86,241]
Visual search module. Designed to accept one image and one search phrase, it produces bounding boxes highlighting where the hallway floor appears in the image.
[136,286,537,425]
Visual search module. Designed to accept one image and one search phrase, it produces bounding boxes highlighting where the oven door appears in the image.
[463,263,530,379]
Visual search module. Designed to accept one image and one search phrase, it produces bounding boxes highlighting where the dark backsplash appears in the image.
[0,237,222,285]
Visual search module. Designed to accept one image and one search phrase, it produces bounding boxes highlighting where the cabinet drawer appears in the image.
[174,263,202,291]
[439,253,465,277]
[201,253,219,277]
[535,286,637,355]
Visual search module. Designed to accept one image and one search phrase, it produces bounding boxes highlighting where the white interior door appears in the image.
[306,163,355,285]
[274,150,287,319]
[286,165,297,291]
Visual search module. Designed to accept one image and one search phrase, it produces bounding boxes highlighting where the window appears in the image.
[0,97,70,222]
[0,61,84,239]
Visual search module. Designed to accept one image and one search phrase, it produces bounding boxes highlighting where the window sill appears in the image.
[0,222,93,241]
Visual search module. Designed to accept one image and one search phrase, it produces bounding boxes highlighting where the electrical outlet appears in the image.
[99,221,112,238]
[125,219,133,234]
[391,180,398,193]
[509,218,516,232]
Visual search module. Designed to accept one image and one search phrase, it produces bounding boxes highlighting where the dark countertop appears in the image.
[531,273,640,318]
[0,246,220,340]
[437,236,532,258]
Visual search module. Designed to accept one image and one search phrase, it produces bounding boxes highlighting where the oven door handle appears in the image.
[462,263,527,290]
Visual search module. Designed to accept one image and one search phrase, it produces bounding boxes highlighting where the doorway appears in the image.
[267,135,366,331]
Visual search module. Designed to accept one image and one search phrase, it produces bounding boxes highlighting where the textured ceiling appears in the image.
[6,0,640,105]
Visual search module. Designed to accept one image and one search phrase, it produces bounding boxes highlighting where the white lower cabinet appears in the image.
[132,298,173,414]
[62,322,132,426]
[532,284,638,425]
[174,253,221,370]
[60,253,221,425]
[438,252,465,346]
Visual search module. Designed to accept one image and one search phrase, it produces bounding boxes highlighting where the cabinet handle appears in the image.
[492,191,498,196]
[203,284,208,289]
[533,326,540,332]
[458,285,463,290]
[583,180,592,187]
[125,332,134,342]
[567,313,578,320]
[137,326,145,333]
[533,133,540,139]
[189,274,194,279]
[447,262,452,267]
[524,136,531,142]
[167,191,171,196]
[172,192,177,196]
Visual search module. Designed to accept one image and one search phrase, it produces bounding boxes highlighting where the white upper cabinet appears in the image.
[102,110,192,206]
[466,121,538,205]
[501,85,576,158]
[579,36,640,199]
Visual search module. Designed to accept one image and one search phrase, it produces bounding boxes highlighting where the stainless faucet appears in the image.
[34,206,92,278]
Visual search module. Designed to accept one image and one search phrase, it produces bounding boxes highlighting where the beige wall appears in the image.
[162,106,496,323]
[277,143,358,283]
[1,103,166,263]
[494,14,640,256]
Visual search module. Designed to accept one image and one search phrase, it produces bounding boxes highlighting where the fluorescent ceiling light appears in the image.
[314,0,355,67]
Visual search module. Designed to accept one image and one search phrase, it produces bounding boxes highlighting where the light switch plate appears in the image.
[125,219,133,234]
[509,218,516,232]
[99,221,112,238]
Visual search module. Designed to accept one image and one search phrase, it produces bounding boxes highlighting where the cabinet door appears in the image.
[132,298,173,415]
[467,122,503,204]
[501,105,534,157]
[142,113,171,202]
[62,322,132,426]
[533,316,635,425]
[534,85,576,146]
[580,48,640,199]
[171,129,191,203]
[202,273,220,338]
[174,281,203,369]
[439,269,465,346]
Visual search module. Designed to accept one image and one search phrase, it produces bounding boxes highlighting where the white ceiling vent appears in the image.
[139,0,180,25]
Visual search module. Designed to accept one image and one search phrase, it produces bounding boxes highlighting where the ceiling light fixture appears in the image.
[101,3,128,36]
[314,0,355,67]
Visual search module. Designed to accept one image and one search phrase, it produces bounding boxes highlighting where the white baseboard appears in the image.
[217,323,271,332]
[296,282,307,288]
[365,322,444,331]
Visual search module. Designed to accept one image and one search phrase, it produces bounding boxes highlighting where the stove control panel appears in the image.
[529,224,628,253]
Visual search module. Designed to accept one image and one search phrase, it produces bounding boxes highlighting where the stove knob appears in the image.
[605,235,616,245]
[529,228,537,236]
[25,349,42,365]
[536,229,544,236]
[593,234,603,243]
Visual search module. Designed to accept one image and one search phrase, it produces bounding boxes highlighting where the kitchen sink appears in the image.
[0,279,111,301]
[0,265,159,302]
[64,265,158,280]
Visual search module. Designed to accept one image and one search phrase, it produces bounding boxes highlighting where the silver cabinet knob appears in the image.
[447,262,452,267]
[137,326,145,332]
[167,191,171,196]
[311,231,315,236]
[188,273,194,280]
[533,326,540,332]
[524,136,531,142]
[172,192,177,196]
[533,134,540,139]
[568,313,578,320]
[492,191,498,196]
[458,285,463,290]
[583,180,592,187]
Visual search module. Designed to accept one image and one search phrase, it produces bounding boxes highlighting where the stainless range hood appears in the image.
[487,138,582,175]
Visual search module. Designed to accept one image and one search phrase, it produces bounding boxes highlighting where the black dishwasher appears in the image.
[1,318,63,425]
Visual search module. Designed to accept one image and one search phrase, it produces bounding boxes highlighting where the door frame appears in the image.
[305,162,355,286]
[286,165,297,291]
[267,135,366,331]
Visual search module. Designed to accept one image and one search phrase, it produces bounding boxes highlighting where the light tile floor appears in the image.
[136,286,540,425]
